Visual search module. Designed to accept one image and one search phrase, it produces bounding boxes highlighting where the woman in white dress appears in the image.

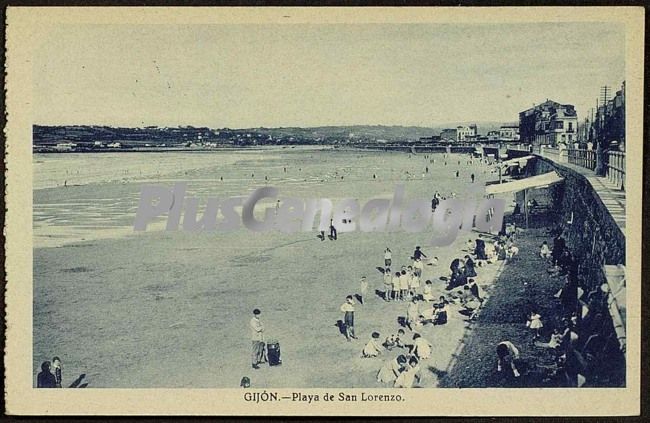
[410,274,421,297]
[406,299,420,330]
[377,355,407,384]
[527,311,544,339]
[412,333,433,360]
[422,280,434,302]
[394,357,421,388]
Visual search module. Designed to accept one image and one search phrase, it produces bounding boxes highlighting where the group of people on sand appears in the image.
[36,355,86,388]
[338,237,503,388]
[382,252,429,303]
[490,225,618,388]
[473,225,520,265]
[333,152,502,387]
[337,245,445,388]
[36,356,63,388]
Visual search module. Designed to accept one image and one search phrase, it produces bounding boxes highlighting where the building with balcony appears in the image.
[549,108,578,145]
[519,100,578,148]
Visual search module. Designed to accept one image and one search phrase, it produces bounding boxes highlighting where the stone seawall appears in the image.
[517,152,626,289]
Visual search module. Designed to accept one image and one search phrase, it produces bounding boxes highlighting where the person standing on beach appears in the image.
[250,309,266,369]
[340,296,357,341]
[392,271,401,302]
[359,276,368,304]
[413,257,424,278]
[399,270,409,301]
[384,247,392,267]
[51,356,62,388]
[329,218,337,240]
[37,361,56,388]
[406,298,419,331]
[410,271,421,297]
[471,173,475,183]
[552,234,566,266]
[383,269,393,302]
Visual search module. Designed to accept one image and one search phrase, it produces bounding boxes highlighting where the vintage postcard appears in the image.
[4,6,643,416]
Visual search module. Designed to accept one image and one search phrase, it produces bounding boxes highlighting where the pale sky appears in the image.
[33,23,625,128]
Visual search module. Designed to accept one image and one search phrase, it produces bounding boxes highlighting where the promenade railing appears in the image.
[607,150,626,191]
[567,148,596,171]
[540,146,567,163]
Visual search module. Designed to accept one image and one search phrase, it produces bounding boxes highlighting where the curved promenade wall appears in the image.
[515,150,626,289]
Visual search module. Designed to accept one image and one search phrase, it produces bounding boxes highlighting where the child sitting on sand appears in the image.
[466,239,474,251]
[416,303,436,326]
[496,341,521,378]
[383,329,406,351]
[434,298,450,325]
[535,327,563,352]
[377,354,407,384]
[507,245,520,260]
[412,333,433,360]
[361,332,383,358]
[394,356,421,388]
[540,241,551,259]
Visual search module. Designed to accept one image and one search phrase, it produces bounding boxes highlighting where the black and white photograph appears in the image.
[4,6,643,416]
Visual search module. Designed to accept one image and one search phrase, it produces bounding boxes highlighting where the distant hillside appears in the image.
[33,122,516,147]
[244,122,512,139]
[244,125,438,142]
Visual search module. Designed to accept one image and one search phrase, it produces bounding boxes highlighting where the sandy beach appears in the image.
[34,148,505,388]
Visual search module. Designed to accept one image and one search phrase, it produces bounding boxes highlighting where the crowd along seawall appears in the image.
[507,149,626,290]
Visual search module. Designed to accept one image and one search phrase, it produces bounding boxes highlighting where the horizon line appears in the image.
[32,120,519,130]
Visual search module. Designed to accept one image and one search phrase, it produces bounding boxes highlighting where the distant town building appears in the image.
[595,81,626,151]
[487,131,500,142]
[54,142,77,151]
[456,124,477,142]
[106,142,122,148]
[440,128,457,142]
[419,135,442,143]
[498,125,520,141]
[519,100,578,147]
